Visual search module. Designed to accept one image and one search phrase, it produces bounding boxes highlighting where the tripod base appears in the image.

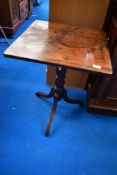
[36,66,84,136]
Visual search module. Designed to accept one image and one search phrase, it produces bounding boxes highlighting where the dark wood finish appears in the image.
[4,20,112,74]
[0,0,32,36]
[88,49,117,115]
[4,20,112,135]
[36,66,84,136]
[47,0,110,89]
[88,17,117,115]
[108,18,117,54]
[46,65,89,89]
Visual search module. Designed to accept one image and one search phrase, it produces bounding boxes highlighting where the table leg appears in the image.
[45,96,58,136]
[63,90,84,107]
[36,88,54,99]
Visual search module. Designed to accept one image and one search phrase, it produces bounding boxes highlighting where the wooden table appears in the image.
[4,20,112,136]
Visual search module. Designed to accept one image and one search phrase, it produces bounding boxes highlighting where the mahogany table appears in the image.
[4,20,112,136]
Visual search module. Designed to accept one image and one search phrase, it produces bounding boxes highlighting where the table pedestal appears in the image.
[36,66,84,136]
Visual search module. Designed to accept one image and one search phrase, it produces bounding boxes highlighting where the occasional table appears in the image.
[4,20,112,136]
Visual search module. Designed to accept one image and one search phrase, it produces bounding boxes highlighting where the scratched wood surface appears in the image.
[4,20,112,74]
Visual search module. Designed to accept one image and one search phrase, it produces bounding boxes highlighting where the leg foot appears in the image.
[36,88,54,99]
[45,97,58,136]
[63,91,84,107]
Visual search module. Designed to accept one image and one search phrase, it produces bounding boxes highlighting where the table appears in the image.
[4,20,112,136]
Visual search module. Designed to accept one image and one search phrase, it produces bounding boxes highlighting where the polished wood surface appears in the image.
[48,0,110,89]
[4,20,112,74]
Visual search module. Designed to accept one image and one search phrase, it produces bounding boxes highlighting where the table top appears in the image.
[4,20,112,74]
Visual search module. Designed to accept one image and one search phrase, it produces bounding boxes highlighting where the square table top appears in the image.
[4,20,112,75]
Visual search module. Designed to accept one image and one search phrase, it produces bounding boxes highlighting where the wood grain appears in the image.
[4,20,112,74]
[49,0,110,30]
[48,0,110,89]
